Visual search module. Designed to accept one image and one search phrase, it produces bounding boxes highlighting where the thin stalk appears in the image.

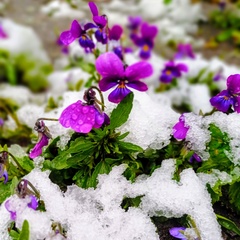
[26,180,41,199]
[89,86,105,111]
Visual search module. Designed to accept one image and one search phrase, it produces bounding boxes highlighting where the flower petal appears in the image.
[169,227,187,239]
[27,195,38,210]
[210,90,234,112]
[29,134,49,159]
[96,52,124,78]
[172,115,189,140]
[70,20,82,38]
[89,1,98,16]
[5,200,17,221]
[176,63,188,72]
[125,61,153,80]
[109,25,123,41]
[233,96,240,113]
[99,76,118,91]
[227,74,240,95]
[93,16,107,27]
[127,80,148,91]
[60,30,75,45]
[141,22,158,39]
[108,86,131,103]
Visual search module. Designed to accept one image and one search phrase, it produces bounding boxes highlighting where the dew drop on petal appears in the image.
[71,114,78,120]
[78,120,83,125]
[82,106,89,114]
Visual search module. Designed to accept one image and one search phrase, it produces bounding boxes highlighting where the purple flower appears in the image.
[127,16,142,41]
[0,117,4,126]
[213,68,224,81]
[189,153,202,163]
[0,165,8,184]
[172,114,189,141]
[96,52,153,103]
[59,88,108,133]
[133,22,158,59]
[210,74,240,113]
[169,227,187,239]
[29,121,51,159]
[174,43,195,60]
[60,20,95,51]
[218,0,226,11]
[160,61,188,83]
[27,195,38,210]
[0,24,7,39]
[57,36,69,54]
[5,199,17,220]
[89,1,108,44]
[109,25,123,41]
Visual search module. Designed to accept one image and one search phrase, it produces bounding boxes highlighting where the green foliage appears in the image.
[43,92,143,189]
[229,181,240,214]
[18,220,30,240]
[163,0,172,4]
[217,214,240,236]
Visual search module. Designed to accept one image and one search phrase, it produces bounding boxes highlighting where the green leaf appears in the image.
[229,181,240,213]
[216,29,233,42]
[0,181,11,204]
[217,214,240,235]
[108,92,134,130]
[118,141,143,153]
[88,161,111,188]
[9,229,20,240]
[18,220,30,240]
[163,0,172,4]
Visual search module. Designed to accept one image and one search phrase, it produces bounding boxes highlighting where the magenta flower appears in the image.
[160,60,188,83]
[89,1,108,44]
[60,20,95,51]
[109,25,123,41]
[29,121,51,159]
[96,52,153,103]
[0,24,7,39]
[169,227,187,239]
[210,74,240,113]
[127,16,142,41]
[189,153,202,163]
[174,43,195,59]
[0,117,4,126]
[57,36,69,54]
[133,22,158,59]
[172,115,189,141]
[59,88,108,133]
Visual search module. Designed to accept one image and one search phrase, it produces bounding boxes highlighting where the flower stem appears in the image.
[26,180,41,199]
[89,86,105,111]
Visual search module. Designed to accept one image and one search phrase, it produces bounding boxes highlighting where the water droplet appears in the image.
[71,114,77,120]
[78,120,83,125]
[82,106,89,114]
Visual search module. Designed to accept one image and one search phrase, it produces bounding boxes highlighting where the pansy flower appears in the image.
[174,43,195,60]
[0,24,7,39]
[210,74,240,113]
[29,121,52,159]
[169,227,187,239]
[189,153,202,163]
[88,1,108,44]
[96,52,153,103]
[132,22,158,59]
[59,87,109,133]
[160,60,188,84]
[172,114,189,141]
[109,25,124,60]
[60,20,95,52]
[0,151,8,184]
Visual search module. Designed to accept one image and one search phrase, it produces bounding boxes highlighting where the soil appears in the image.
[2,1,240,239]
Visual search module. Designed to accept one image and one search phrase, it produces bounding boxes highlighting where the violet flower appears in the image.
[0,24,7,39]
[88,1,108,44]
[132,22,158,59]
[213,68,224,82]
[189,153,202,163]
[0,117,4,126]
[0,151,8,184]
[57,36,69,55]
[210,74,240,113]
[160,60,188,84]
[60,20,95,52]
[172,114,189,141]
[127,16,142,41]
[29,121,51,159]
[59,87,109,133]
[169,227,187,239]
[96,52,153,103]
[109,25,124,60]
[174,43,195,60]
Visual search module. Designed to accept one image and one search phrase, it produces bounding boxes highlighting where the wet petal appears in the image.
[172,116,189,140]
[108,86,131,103]
[127,80,148,91]
[29,134,49,159]
[96,52,124,78]
[89,1,98,16]
[125,61,153,80]
[93,109,105,129]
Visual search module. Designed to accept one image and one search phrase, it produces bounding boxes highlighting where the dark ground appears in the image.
[2,0,240,239]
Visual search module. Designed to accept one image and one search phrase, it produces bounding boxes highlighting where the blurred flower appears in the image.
[57,36,69,54]
[133,22,158,59]
[109,25,123,41]
[60,20,95,51]
[218,0,226,11]
[59,87,109,133]
[169,227,187,239]
[213,67,224,81]
[172,114,189,141]
[160,61,188,83]
[29,121,52,159]
[88,1,108,44]
[210,74,240,113]
[0,24,7,39]
[189,153,202,163]
[174,43,195,59]
[127,16,142,41]
[0,151,8,184]
[96,52,153,103]
[0,117,4,126]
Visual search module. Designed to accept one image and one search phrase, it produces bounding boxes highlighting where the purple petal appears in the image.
[99,76,118,91]
[29,134,49,159]
[89,1,98,16]
[139,47,152,59]
[189,153,202,163]
[93,109,105,129]
[210,90,234,112]
[28,195,38,210]
[169,227,187,239]
[141,22,158,39]
[59,101,97,133]
[93,16,107,28]
[227,74,240,95]
[109,25,123,41]
[233,96,240,113]
[96,52,124,78]
[5,200,17,221]
[84,22,97,31]
[3,169,8,184]
[176,63,188,72]
[70,20,82,38]
[172,115,189,140]
[127,80,148,91]
[125,61,153,80]
[60,30,75,45]
[128,16,142,30]
[0,25,7,38]
[108,86,131,103]
[79,36,95,49]
[95,29,108,44]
